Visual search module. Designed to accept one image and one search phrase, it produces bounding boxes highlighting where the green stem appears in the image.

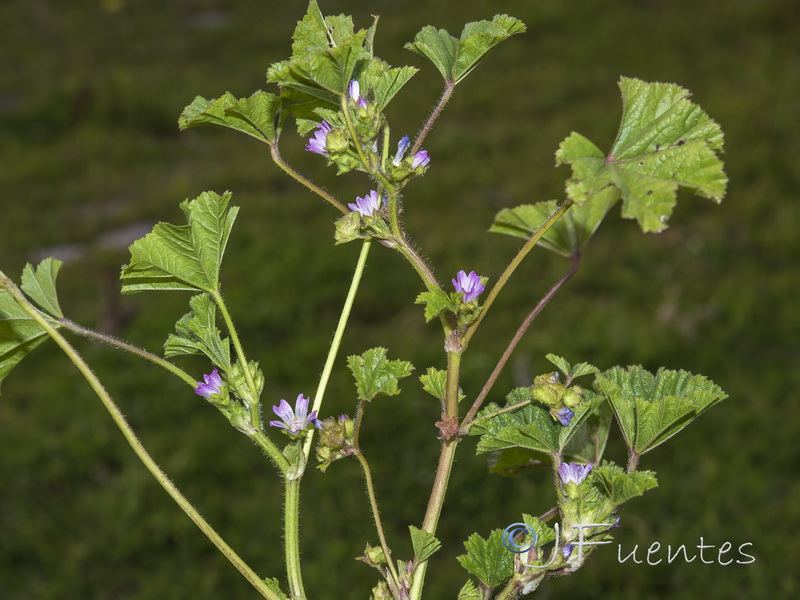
[461,253,580,430]
[462,199,574,348]
[409,439,458,600]
[284,478,307,600]
[1,278,282,600]
[211,289,288,473]
[302,239,372,460]
[59,318,198,388]
[341,96,371,170]
[270,142,347,213]
[354,450,401,589]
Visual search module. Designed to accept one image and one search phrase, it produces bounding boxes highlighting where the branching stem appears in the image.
[270,142,347,213]
[461,252,581,430]
[462,199,574,348]
[0,277,282,600]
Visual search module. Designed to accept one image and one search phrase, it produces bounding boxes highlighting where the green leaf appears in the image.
[120,191,238,294]
[370,64,419,111]
[263,578,289,600]
[20,258,64,318]
[409,526,442,563]
[590,462,658,507]
[0,292,56,393]
[545,354,597,380]
[290,1,330,61]
[473,401,559,456]
[269,34,370,97]
[457,529,514,589]
[522,513,557,548]
[474,388,604,458]
[420,367,465,404]
[596,366,727,455]
[406,15,525,84]
[453,15,527,84]
[347,347,414,402]
[415,288,457,322]
[490,191,616,257]
[457,580,480,600]
[556,77,727,232]
[164,294,231,371]
[179,91,281,144]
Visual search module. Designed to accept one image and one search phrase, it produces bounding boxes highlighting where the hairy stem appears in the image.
[1,278,282,600]
[627,449,640,473]
[270,142,347,213]
[463,199,574,348]
[354,450,401,589]
[411,81,454,156]
[284,478,307,600]
[59,318,198,388]
[303,239,372,460]
[461,253,580,429]
[392,237,440,290]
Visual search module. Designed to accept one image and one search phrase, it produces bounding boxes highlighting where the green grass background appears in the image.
[1,0,797,598]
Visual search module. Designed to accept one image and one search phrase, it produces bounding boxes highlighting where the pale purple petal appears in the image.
[348,190,381,217]
[272,399,295,421]
[294,394,309,421]
[194,369,223,398]
[305,120,332,155]
[555,406,574,427]
[452,270,485,303]
[358,97,368,109]
[269,420,288,430]
[558,462,593,485]
[411,149,430,169]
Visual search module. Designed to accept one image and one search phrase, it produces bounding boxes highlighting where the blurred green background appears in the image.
[1,0,797,598]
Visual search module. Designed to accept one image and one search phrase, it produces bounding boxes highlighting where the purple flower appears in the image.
[452,270,485,303]
[561,544,574,558]
[269,394,321,436]
[558,462,593,485]
[411,149,430,169]
[194,369,223,399]
[305,120,332,155]
[554,405,575,426]
[348,190,381,217]
[392,135,411,166]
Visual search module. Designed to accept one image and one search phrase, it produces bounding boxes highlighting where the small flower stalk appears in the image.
[269,394,321,438]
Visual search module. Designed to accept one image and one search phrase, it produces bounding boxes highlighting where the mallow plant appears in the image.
[0,2,730,599]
